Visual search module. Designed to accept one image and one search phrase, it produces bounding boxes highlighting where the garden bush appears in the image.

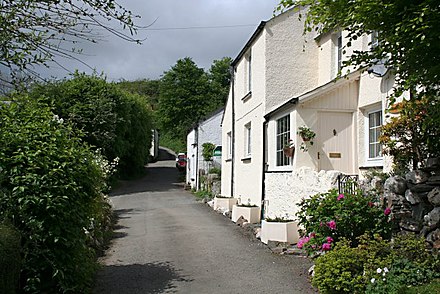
[0,98,111,292]
[0,223,21,294]
[312,234,440,294]
[28,72,153,177]
[296,189,392,255]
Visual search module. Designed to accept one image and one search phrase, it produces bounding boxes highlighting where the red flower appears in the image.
[384,207,392,216]
[322,243,331,251]
[326,236,334,243]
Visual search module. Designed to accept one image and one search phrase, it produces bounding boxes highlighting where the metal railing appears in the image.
[337,174,359,194]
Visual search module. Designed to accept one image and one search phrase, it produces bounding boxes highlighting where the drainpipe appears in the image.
[230,66,236,197]
[195,127,199,190]
[261,119,268,220]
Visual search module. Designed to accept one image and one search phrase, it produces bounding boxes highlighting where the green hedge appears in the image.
[0,98,109,292]
[0,223,21,294]
[29,73,153,177]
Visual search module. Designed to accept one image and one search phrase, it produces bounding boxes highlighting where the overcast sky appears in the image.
[38,0,281,82]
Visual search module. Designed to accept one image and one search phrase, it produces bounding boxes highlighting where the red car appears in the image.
[175,153,187,172]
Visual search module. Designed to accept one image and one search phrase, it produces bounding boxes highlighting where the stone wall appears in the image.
[381,158,440,250]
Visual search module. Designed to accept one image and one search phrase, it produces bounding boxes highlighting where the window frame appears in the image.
[244,122,252,157]
[247,50,252,93]
[226,131,232,160]
[364,107,384,166]
[276,114,291,167]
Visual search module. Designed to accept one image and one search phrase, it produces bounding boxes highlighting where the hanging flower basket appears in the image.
[283,146,295,158]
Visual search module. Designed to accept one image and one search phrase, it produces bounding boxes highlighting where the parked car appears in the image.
[176,153,187,172]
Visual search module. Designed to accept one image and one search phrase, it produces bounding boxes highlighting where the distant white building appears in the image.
[186,108,224,190]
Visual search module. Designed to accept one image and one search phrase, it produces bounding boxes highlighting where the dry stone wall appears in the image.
[381,158,440,250]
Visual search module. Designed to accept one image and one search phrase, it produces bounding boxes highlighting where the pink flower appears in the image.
[368,201,374,208]
[309,232,316,238]
[322,243,331,251]
[297,236,310,249]
[319,221,324,227]
[327,220,337,230]
[337,194,344,201]
[384,207,392,216]
[326,236,334,243]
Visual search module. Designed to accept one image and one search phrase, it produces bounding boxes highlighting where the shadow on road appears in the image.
[94,262,193,294]
[110,147,185,196]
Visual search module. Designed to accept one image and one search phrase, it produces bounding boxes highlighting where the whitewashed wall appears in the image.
[265,7,318,113]
[264,167,340,219]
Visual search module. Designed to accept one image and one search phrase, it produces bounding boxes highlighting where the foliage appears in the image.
[0,223,21,294]
[265,216,293,222]
[0,98,110,293]
[403,279,440,294]
[194,189,213,200]
[312,234,440,294]
[156,57,230,153]
[117,79,160,110]
[380,95,440,170]
[208,167,221,177]
[313,239,367,294]
[28,72,153,177]
[0,0,141,86]
[202,142,216,161]
[296,189,392,255]
[297,126,316,151]
[157,58,210,143]
[208,57,233,106]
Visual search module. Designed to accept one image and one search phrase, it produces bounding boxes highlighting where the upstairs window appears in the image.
[245,123,252,157]
[368,110,383,159]
[276,115,290,166]
[337,34,342,72]
[227,131,232,159]
[371,31,379,49]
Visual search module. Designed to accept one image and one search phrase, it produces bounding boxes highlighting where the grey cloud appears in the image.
[35,0,280,81]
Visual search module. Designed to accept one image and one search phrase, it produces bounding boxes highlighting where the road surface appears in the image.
[93,148,315,293]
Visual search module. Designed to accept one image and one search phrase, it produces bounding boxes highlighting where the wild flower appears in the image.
[384,207,391,216]
[326,236,334,243]
[337,193,344,201]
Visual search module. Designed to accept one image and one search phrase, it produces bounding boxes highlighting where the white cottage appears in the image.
[222,6,394,220]
[187,108,224,190]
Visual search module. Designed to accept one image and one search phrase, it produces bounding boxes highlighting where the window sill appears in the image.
[241,157,252,162]
[242,91,252,102]
[225,158,232,162]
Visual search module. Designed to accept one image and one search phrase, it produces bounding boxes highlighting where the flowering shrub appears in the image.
[296,189,392,255]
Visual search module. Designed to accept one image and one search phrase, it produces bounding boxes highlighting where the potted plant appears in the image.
[260,215,300,245]
[231,198,261,224]
[297,126,316,152]
[283,139,295,158]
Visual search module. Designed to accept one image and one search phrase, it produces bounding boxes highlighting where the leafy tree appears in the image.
[28,73,153,176]
[0,0,141,87]
[277,0,440,169]
[208,57,232,106]
[117,79,161,110]
[156,57,231,152]
[157,57,211,148]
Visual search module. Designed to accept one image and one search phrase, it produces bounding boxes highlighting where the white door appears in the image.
[318,112,354,173]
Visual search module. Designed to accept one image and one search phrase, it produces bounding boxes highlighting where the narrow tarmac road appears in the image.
[93,148,315,294]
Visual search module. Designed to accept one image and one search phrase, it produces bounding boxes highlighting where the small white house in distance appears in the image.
[221,5,395,220]
[186,108,224,190]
